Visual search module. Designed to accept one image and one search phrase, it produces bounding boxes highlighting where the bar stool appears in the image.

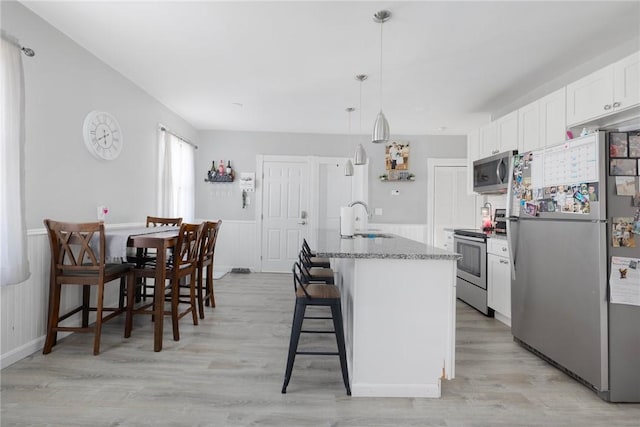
[281,262,350,395]
[302,239,331,268]
[298,252,334,284]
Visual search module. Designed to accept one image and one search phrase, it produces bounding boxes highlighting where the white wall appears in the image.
[2,2,198,229]
[196,130,467,224]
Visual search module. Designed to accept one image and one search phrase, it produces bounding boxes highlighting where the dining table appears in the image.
[102,225,180,352]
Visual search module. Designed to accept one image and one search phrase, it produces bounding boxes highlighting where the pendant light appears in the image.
[354,74,368,165]
[344,107,355,176]
[372,10,391,144]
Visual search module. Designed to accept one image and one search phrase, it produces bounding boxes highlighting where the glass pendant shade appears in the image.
[344,159,354,176]
[372,110,390,143]
[354,143,367,165]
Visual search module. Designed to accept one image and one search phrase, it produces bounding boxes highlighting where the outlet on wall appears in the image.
[374,208,383,216]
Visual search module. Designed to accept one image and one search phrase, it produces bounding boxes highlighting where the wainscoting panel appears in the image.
[198,219,257,273]
[1,231,50,368]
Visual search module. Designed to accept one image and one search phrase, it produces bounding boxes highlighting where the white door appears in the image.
[260,158,310,272]
[427,159,478,249]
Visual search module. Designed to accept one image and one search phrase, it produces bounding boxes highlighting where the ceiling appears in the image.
[21,1,640,136]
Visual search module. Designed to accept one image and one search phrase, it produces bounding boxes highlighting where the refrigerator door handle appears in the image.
[506,217,518,279]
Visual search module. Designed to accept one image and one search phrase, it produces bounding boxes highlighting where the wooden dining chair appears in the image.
[43,219,134,355]
[125,222,203,342]
[195,220,222,319]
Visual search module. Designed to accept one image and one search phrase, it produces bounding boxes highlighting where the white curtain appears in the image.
[0,37,30,286]
[157,129,195,221]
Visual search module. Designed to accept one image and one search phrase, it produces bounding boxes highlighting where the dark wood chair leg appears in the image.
[171,279,180,341]
[43,281,61,354]
[82,285,90,328]
[93,284,105,355]
[196,268,205,319]
[190,276,198,326]
[125,272,135,338]
[207,264,215,308]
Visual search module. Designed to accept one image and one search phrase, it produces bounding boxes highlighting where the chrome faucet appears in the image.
[348,200,370,218]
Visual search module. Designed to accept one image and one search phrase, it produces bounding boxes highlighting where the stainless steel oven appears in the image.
[453,229,493,316]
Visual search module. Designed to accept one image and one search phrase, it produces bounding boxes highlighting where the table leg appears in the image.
[154,244,166,352]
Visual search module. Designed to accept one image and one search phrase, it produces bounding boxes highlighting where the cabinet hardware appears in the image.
[499,259,509,264]
[604,104,612,110]
[612,102,621,108]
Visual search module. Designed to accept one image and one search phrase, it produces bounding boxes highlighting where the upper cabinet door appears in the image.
[479,121,498,158]
[518,100,540,153]
[539,87,566,147]
[613,51,640,112]
[496,111,518,152]
[566,65,614,126]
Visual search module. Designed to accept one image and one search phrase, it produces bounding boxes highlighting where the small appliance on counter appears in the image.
[493,209,507,234]
[481,202,493,231]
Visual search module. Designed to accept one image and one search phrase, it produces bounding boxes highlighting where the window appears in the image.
[0,37,30,286]
[157,127,195,221]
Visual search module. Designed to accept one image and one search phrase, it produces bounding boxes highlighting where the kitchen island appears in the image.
[315,231,461,398]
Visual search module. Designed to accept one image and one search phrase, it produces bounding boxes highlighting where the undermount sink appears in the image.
[353,232,392,238]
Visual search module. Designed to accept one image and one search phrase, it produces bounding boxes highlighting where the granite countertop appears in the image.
[315,230,461,260]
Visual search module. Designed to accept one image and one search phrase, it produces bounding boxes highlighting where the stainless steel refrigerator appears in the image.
[507,131,640,402]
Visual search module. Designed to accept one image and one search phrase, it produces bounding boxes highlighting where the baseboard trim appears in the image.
[1,332,71,369]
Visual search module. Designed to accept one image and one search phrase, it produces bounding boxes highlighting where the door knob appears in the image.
[604,104,612,110]
[613,102,621,108]
[298,221,307,225]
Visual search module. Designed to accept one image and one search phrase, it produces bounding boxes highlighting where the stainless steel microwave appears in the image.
[472,150,517,194]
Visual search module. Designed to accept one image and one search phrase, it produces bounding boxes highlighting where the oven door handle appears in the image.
[454,235,486,243]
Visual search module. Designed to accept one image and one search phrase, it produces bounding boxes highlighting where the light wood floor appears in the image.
[1,272,639,426]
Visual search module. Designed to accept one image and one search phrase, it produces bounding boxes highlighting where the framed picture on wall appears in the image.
[385,141,410,171]
[609,132,628,158]
[610,159,637,176]
[629,133,640,157]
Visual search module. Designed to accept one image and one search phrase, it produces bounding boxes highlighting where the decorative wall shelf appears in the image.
[379,172,415,182]
[205,172,234,183]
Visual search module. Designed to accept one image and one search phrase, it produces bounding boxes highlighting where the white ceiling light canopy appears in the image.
[372,9,391,144]
[354,74,368,165]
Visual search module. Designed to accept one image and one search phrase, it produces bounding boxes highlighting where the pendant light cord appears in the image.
[379,20,384,111]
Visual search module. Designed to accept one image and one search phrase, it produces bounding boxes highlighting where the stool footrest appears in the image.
[303,316,332,320]
[301,329,335,334]
[296,351,340,356]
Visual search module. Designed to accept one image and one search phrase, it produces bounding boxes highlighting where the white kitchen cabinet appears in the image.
[518,87,567,153]
[496,110,518,152]
[467,129,479,195]
[539,87,567,147]
[487,238,511,324]
[442,230,454,252]
[566,51,640,126]
[613,51,640,113]
[479,121,498,158]
[518,99,540,153]
[479,112,518,158]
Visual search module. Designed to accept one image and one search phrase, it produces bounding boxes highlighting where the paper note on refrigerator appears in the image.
[609,257,640,306]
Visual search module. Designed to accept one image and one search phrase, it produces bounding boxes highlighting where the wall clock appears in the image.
[82,110,123,160]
